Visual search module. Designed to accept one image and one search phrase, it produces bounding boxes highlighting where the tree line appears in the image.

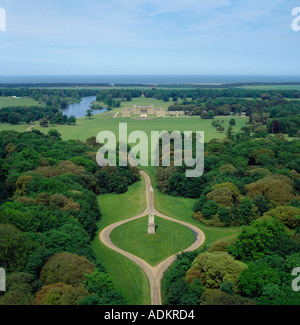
[0,105,76,126]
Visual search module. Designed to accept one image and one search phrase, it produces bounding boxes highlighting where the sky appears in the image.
[0,0,300,76]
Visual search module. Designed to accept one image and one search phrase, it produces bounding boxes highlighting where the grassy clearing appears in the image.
[92,241,151,305]
[92,178,150,305]
[110,216,195,266]
[0,123,30,133]
[27,114,249,145]
[0,97,41,109]
[0,94,249,143]
[96,176,147,228]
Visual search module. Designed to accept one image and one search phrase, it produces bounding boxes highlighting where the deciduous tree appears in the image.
[39,253,95,287]
[185,252,247,291]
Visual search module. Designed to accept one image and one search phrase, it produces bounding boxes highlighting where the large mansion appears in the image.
[121,105,185,118]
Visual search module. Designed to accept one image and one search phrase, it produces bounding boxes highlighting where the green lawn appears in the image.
[96,176,147,228]
[110,216,195,266]
[92,178,151,305]
[0,123,30,133]
[0,93,249,144]
[0,97,41,109]
[27,114,249,146]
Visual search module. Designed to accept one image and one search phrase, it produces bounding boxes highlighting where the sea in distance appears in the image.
[1,75,300,85]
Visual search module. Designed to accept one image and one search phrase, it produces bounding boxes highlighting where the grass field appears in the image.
[92,178,151,305]
[0,97,41,109]
[0,123,30,133]
[110,215,195,266]
[27,114,249,146]
[0,94,249,144]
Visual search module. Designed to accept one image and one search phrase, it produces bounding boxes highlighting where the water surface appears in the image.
[63,96,107,118]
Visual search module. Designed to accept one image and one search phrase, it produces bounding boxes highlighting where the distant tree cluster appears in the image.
[0,106,76,126]
[167,89,300,124]
[0,88,99,108]
[96,89,142,108]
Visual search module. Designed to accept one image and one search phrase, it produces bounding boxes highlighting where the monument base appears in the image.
[148,222,156,235]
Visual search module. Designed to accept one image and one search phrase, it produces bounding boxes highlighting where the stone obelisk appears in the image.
[148,187,156,234]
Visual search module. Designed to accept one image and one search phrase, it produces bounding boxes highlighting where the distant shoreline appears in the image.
[1,74,300,86]
[2,81,300,89]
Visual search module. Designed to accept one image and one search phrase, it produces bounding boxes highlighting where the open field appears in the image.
[0,97,41,109]
[27,115,249,146]
[92,178,151,305]
[0,123,31,133]
[110,215,196,266]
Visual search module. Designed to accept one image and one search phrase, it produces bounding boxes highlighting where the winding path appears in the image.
[27,124,37,132]
[99,170,205,305]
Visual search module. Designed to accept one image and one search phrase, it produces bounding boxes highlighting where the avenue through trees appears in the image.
[99,170,205,305]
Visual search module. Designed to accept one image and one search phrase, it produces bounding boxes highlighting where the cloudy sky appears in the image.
[0,0,300,76]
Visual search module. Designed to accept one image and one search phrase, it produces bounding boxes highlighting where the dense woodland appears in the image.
[0,106,77,126]
[154,89,300,306]
[160,134,300,305]
[159,137,300,305]
[0,130,139,305]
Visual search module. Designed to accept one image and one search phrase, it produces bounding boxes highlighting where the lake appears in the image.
[62,96,108,118]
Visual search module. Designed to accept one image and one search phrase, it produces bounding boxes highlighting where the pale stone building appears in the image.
[121,105,185,118]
